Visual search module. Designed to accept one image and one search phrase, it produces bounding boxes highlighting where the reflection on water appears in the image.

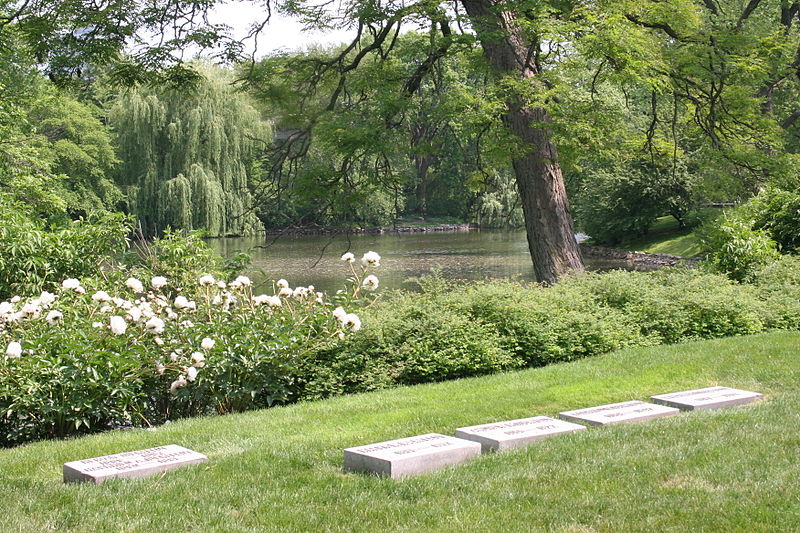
[209,230,635,293]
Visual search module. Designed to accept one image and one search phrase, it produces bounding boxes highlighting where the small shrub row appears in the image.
[298,260,800,400]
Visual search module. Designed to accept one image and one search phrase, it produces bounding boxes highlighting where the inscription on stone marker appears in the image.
[343,433,481,478]
[559,400,679,426]
[455,416,586,452]
[63,444,208,484]
[651,386,763,410]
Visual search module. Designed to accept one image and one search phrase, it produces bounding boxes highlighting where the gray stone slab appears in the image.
[651,386,763,411]
[63,444,208,484]
[559,400,680,427]
[455,416,586,452]
[343,433,481,478]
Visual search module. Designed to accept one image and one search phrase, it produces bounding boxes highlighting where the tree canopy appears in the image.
[3,0,800,280]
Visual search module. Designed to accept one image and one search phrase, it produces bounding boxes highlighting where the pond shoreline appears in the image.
[580,244,701,268]
[263,224,699,269]
[265,223,475,236]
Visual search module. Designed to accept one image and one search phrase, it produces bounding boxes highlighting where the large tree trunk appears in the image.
[460,0,584,283]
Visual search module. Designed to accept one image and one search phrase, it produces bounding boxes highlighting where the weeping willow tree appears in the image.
[110,71,270,237]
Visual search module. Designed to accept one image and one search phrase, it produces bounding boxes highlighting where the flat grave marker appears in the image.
[559,400,680,427]
[651,386,763,411]
[63,444,208,484]
[343,433,481,478]
[455,416,586,452]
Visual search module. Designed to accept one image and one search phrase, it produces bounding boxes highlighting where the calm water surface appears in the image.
[210,230,632,293]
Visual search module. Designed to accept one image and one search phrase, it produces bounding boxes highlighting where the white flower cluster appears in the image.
[332,306,361,332]
[168,337,215,393]
[1,290,59,325]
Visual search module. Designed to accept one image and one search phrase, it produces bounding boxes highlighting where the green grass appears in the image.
[619,210,721,257]
[2,331,799,532]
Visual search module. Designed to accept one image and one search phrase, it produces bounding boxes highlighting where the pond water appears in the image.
[209,229,635,294]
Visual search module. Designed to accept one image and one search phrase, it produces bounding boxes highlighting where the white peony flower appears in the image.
[292,286,308,299]
[216,281,227,289]
[362,275,379,291]
[212,295,223,306]
[276,279,289,289]
[332,306,347,321]
[170,351,179,361]
[39,291,57,306]
[170,375,187,393]
[151,276,168,290]
[234,275,251,287]
[92,321,103,328]
[342,313,362,331]
[75,287,86,295]
[166,308,178,320]
[5,341,22,358]
[154,336,165,346]
[45,310,63,324]
[10,296,21,303]
[0,301,14,316]
[180,320,195,328]
[126,306,142,322]
[62,278,81,290]
[186,366,199,381]
[341,252,355,262]
[191,352,206,367]
[200,337,215,350]
[99,305,113,314]
[266,295,282,307]
[92,291,112,302]
[109,315,127,335]
[361,251,381,267]
[156,363,166,374]
[145,316,165,334]
[174,295,190,309]
[199,275,216,286]
[20,301,41,319]
[125,277,144,293]
[278,287,293,297]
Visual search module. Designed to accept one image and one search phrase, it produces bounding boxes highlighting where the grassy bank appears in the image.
[618,215,702,257]
[1,331,798,532]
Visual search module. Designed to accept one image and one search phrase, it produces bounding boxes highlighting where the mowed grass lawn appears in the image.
[617,210,721,257]
[1,331,799,532]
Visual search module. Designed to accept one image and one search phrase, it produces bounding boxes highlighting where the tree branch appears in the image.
[624,13,683,40]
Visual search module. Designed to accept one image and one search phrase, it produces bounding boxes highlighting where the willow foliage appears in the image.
[111,72,270,236]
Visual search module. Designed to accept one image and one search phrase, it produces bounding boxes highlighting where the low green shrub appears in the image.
[300,293,519,400]
[699,212,780,282]
[574,270,765,343]
[0,198,131,299]
[751,256,800,329]
[448,280,653,365]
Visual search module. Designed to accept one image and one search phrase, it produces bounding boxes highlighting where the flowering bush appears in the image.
[0,251,382,446]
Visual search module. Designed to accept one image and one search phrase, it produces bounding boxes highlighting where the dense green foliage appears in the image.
[0,197,131,299]
[700,186,800,280]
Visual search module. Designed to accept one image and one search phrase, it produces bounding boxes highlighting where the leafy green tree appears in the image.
[109,69,271,236]
[30,93,122,214]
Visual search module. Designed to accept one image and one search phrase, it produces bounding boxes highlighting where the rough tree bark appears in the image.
[460,0,584,283]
